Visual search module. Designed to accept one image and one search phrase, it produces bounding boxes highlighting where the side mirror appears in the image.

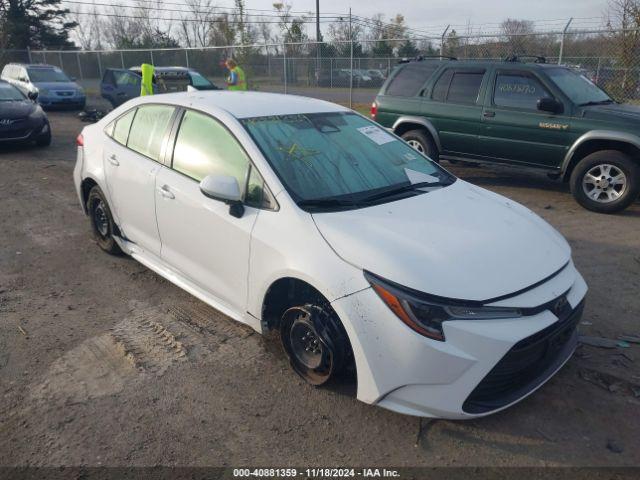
[28,90,38,101]
[537,97,563,114]
[199,174,244,218]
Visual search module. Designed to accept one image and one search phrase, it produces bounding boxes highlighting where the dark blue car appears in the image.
[100,66,220,108]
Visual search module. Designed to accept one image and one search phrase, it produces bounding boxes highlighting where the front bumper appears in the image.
[39,95,86,108]
[0,120,49,144]
[331,261,588,419]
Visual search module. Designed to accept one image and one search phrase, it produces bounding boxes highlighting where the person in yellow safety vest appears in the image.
[140,63,155,96]
[225,59,247,91]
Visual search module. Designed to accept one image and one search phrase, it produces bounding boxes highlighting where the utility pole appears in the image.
[316,0,321,42]
[558,17,573,65]
[349,7,353,108]
[315,0,321,86]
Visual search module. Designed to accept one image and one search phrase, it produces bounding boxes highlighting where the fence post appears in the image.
[440,25,450,58]
[58,51,63,69]
[330,58,333,88]
[150,50,154,65]
[558,17,573,65]
[27,47,32,63]
[96,51,103,78]
[595,57,602,83]
[120,51,125,68]
[283,47,287,94]
[185,49,190,68]
[77,52,84,80]
[349,8,353,108]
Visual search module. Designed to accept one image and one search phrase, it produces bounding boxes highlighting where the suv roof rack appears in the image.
[398,55,457,64]
[504,55,547,64]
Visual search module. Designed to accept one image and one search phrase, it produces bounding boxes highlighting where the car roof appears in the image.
[7,63,59,69]
[398,58,566,70]
[129,66,194,73]
[137,91,349,119]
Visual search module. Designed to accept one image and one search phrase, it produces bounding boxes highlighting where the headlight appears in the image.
[364,271,522,341]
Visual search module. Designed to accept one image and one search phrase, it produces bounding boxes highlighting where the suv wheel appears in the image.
[87,186,123,255]
[570,150,640,214]
[401,129,439,162]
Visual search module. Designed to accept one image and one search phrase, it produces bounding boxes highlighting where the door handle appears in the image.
[158,185,175,199]
[483,111,496,118]
[108,154,119,166]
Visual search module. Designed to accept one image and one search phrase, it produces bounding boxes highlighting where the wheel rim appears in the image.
[407,139,425,153]
[93,200,109,237]
[290,320,324,370]
[582,163,628,204]
[281,308,335,385]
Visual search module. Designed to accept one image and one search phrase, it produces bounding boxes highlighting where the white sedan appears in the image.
[73,91,587,419]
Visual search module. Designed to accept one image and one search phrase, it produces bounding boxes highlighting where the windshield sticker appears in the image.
[357,125,396,145]
[405,168,441,185]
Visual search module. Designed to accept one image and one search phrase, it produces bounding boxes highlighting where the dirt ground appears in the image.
[0,111,639,468]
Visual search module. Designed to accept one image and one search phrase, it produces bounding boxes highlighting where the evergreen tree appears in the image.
[0,0,77,49]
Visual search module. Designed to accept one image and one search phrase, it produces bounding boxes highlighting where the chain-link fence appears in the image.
[2,23,640,108]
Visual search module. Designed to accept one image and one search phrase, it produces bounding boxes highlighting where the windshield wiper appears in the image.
[579,99,614,107]
[360,180,454,203]
[297,198,361,210]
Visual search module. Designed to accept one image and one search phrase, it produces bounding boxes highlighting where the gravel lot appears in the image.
[0,111,639,468]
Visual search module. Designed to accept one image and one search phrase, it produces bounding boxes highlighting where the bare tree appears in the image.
[179,0,216,48]
[500,18,535,54]
[606,0,640,98]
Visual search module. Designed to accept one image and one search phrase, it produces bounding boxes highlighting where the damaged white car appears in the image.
[74,91,588,419]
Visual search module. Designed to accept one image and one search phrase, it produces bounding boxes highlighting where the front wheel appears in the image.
[280,304,351,386]
[570,150,639,214]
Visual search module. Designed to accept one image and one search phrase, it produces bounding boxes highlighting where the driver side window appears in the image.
[494,73,552,110]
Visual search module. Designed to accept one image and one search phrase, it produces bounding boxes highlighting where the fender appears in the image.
[561,129,640,176]
[391,115,442,152]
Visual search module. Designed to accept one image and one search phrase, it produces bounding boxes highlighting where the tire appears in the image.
[401,129,440,163]
[570,150,640,214]
[280,304,352,386]
[86,186,123,255]
[35,127,51,147]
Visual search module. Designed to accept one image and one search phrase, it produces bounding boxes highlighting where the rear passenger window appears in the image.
[127,104,174,161]
[494,73,552,110]
[111,109,135,145]
[432,70,484,104]
[447,72,484,104]
[385,64,434,97]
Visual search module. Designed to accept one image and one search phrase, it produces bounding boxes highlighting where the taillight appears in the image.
[76,133,84,147]
[370,102,378,120]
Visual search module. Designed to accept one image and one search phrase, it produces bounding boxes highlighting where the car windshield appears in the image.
[0,82,25,101]
[27,67,70,83]
[189,71,213,87]
[546,67,612,106]
[241,112,455,210]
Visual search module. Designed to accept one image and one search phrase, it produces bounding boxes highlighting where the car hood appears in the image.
[0,100,37,119]
[312,180,571,302]
[581,102,640,124]
[34,81,81,92]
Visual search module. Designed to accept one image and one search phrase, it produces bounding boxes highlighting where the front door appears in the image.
[479,69,572,168]
[155,109,259,314]
[103,104,175,256]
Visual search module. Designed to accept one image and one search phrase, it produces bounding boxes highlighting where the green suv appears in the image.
[372,57,640,213]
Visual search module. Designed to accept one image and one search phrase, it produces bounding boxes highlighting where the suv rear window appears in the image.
[385,64,436,97]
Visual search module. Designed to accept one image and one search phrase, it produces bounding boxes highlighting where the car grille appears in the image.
[55,91,75,97]
[0,119,31,140]
[462,300,584,414]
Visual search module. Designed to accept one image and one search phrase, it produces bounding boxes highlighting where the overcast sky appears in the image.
[242,0,609,36]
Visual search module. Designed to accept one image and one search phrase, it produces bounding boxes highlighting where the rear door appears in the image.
[103,104,176,256]
[102,69,141,107]
[479,68,571,168]
[421,67,487,156]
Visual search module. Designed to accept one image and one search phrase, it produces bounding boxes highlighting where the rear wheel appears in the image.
[570,150,639,214]
[280,304,351,386]
[87,186,122,255]
[401,129,439,163]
